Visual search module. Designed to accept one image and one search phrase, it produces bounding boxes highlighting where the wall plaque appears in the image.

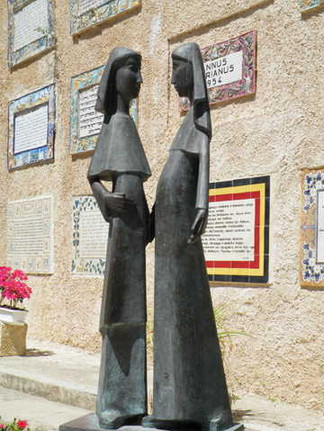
[70,66,138,154]
[300,169,324,288]
[180,31,257,111]
[70,0,141,35]
[8,0,55,67]
[7,195,54,274]
[72,196,109,276]
[300,0,323,12]
[202,176,270,284]
[8,84,55,170]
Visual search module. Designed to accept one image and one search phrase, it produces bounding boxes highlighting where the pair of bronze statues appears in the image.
[87,44,242,431]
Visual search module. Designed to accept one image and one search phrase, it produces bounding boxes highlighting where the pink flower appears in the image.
[0,424,5,429]
[17,421,28,429]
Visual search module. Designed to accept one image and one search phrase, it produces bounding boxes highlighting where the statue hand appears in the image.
[188,208,208,244]
[105,192,136,217]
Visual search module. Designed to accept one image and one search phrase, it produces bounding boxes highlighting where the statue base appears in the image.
[59,414,243,431]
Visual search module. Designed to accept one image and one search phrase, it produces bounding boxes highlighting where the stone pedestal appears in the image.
[60,414,244,431]
[0,321,27,356]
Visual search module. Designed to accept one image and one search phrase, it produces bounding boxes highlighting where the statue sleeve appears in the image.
[195,135,210,211]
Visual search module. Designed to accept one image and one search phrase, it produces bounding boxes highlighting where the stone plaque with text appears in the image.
[300,169,324,288]
[8,0,55,67]
[72,196,109,276]
[7,196,54,274]
[202,176,270,284]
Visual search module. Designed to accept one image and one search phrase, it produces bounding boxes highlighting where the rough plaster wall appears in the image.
[0,0,323,410]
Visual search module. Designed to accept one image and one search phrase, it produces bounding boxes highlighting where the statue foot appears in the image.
[142,416,200,431]
[98,411,144,429]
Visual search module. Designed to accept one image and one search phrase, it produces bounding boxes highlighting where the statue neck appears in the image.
[116,93,130,115]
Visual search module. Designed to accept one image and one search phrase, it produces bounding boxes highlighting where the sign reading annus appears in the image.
[179,31,257,111]
[204,50,243,89]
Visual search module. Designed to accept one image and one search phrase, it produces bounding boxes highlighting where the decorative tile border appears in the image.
[8,0,56,68]
[70,0,141,35]
[300,169,324,288]
[202,176,270,285]
[70,66,138,154]
[8,84,55,170]
[7,195,54,274]
[72,196,109,276]
[180,31,257,111]
[300,0,323,12]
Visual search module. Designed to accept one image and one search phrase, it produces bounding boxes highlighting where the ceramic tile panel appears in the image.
[202,176,270,284]
[70,0,141,35]
[72,196,109,276]
[8,84,55,170]
[300,169,324,288]
[300,0,323,12]
[70,66,138,155]
[180,31,257,111]
[8,0,55,67]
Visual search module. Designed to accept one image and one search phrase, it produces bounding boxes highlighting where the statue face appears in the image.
[171,58,193,98]
[115,56,142,102]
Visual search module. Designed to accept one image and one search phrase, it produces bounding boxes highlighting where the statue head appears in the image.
[95,47,142,116]
[172,43,211,139]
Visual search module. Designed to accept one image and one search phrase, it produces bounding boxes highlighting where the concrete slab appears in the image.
[0,387,91,431]
[0,339,99,410]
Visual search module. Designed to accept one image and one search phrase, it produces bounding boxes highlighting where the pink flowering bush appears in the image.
[0,419,30,431]
[0,267,32,310]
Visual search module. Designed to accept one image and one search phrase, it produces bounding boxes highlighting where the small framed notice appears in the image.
[8,84,55,170]
[70,66,138,154]
[72,196,109,276]
[202,176,270,284]
[7,195,54,274]
[180,31,257,111]
[70,0,141,35]
[300,0,323,12]
[8,0,55,67]
[301,169,324,288]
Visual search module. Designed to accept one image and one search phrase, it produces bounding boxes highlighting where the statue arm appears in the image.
[88,177,136,222]
[188,133,210,244]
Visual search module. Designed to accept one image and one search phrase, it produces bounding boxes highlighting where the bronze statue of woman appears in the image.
[88,47,151,429]
[143,43,242,431]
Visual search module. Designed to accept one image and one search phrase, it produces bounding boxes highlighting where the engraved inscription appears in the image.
[14,104,49,154]
[203,199,255,261]
[7,196,54,274]
[78,85,104,139]
[13,0,49,52]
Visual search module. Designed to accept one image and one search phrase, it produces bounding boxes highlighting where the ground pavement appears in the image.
[0,339,322,431]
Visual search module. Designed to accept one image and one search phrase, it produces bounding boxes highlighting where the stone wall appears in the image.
[0,0,323,410]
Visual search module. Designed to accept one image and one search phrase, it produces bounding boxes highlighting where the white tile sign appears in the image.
[79,207,108,259]
[204,50,243,89]
[317,190,324,264]
[14,104,49,154]
[13,0,49,52]
[7,196,54,274]
[203,198,255,261]
[78,85,103,139]
[78,0,107,16]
